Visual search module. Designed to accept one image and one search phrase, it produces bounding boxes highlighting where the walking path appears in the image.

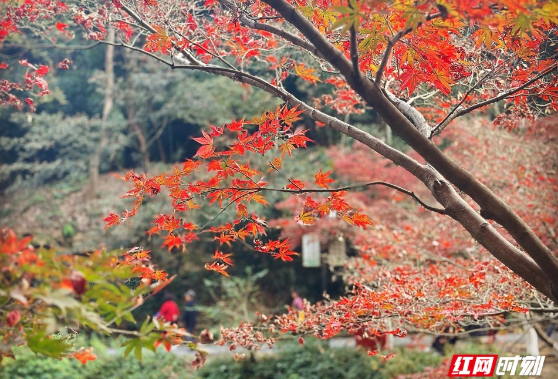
[169,332,539,357]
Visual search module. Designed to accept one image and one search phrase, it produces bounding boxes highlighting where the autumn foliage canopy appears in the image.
[1,0,558,366]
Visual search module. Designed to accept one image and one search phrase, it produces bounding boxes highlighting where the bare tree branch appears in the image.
[218,0,326,60]
[434,62,558,135]
[216,181,447,214]
[431,69,495,137]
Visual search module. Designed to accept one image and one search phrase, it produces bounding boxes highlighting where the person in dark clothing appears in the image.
[181,289,198,341]
[432,326,458,355]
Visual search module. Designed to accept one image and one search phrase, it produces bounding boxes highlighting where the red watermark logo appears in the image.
[448,355,545,377]
[448,354,498,377]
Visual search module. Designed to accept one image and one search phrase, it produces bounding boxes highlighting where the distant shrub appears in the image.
[197,340,444,379]
[1,337,445,379]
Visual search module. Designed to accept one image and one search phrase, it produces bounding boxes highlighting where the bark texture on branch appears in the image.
[262,0,558,302]
[116,0,558,302]
[384,89,431,137]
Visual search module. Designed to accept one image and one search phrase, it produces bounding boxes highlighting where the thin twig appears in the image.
[170,25,237,70]
[119,2,202,65]
[433,62,558,134]
[375,12,441,84]
[200,190,260,229]
[218,0,325,60]
[431,69,496,137]
[211,181,446,214]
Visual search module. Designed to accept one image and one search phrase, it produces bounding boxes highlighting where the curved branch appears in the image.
[263,0,558,303]
[2,41,101,51]
[108,3,558,302]
[434,62,558,134]
[262,0,355,76]
[218,0,326,60]
[219,181,446,214]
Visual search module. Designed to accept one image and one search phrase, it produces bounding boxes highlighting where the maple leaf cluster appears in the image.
[106,105,372,276]
[216,118,556,352]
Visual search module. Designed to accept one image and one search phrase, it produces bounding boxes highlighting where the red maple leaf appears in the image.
[213,250,233,265]
[162,234,183,251]
[205,262,230,277]
[104,213,121,229]
[145,25,174,54]
[35,65,49,77]
[73,348,97,365]
[55,22,68,32]
[314,169,335,189]
[286,179,305,190]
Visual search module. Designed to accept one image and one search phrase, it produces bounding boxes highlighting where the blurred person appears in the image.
[291,289,304,321]
[155,292,180,323]
[181,289,198,340]
[432,326,458,355]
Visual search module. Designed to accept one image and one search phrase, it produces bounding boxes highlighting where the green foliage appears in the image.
[0,347,82,379]
[200,267,269,329]
[83,350,193,379]
[26,331,73,358]
[62,223,75,239]
[0,112,127,187]
[0,338,193,379]
[1,335,446,379]
[197,340,444,379]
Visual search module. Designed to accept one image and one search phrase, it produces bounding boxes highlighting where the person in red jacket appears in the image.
[155,292,180,323]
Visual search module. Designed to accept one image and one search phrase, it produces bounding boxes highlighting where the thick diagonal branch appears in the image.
[263,0,558,302]
[115,0,558,302]
[384,88,431,137]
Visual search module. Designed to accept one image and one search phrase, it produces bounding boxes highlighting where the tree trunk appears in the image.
[157,136,166,163]
[123,50,150,172]
[87,27,115,199]
[525,326,540,356]
[126,82,150,172]
[262,0,558,302]
[128,105,150,172]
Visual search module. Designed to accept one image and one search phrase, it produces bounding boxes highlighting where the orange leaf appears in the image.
[73,348,97,365]
[293,62,321,84]
[286,179,305,190]
[295,211,315,225]
[314,169,335,189]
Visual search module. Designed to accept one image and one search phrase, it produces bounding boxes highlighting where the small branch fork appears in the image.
[109,0,558,302]
[432,62,558,136]
[375,12,442,85]
[431,69,496,137]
